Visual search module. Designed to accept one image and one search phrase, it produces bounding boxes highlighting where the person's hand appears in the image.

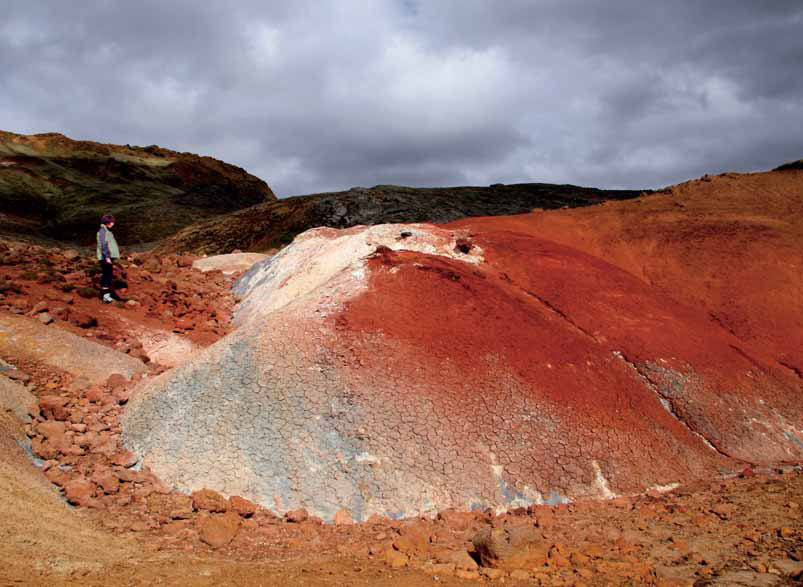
[105,257,111,264]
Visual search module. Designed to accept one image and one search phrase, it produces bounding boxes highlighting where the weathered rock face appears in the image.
[123,217,803,521]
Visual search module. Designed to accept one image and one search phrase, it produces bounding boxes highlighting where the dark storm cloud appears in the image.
[1,1,801,196]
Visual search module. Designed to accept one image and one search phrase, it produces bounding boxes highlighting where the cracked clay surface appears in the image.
[123,222,803,522]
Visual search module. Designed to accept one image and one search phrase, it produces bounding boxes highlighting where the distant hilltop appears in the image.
[158,182,649,255]
[0,130,275,245]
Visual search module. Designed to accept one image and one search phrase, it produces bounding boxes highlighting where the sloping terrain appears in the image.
[1,164,802,586]
[157,182,648,254]
[0,130,275,245]
[449,167,803,380]
[124,167,803,524]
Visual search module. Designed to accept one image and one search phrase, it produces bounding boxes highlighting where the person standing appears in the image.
[96,214,121,303]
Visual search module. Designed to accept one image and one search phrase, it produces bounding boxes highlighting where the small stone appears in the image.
[228,495,257,517]
[36,312,54,325]
[509,569,531,580]
[110,450,138,468]
[37,420,67,439]
[112,387,131,404]
[198,512,240,548]
[85,387,104,403]
[105,373,127,390]
[455,569,480,580]
[72,312,98,328]
[39,396,70,420]
[143,257,162,274]
[472,527,513,567]
[285,508,309,523]
[192,488,228,512]
[31,437,59,460]
[63,477,96,506]
[90,468,120,494]
[779,527,796,539]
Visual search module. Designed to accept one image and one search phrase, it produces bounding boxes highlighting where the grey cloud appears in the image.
[1,0,801,197]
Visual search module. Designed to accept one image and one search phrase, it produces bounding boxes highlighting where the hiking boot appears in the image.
[102,292,113,304]
[109,291,126,302]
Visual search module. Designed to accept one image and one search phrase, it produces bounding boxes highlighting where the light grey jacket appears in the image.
[96,225,120,261]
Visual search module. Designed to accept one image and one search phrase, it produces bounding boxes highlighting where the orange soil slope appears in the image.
[448,168,803,378]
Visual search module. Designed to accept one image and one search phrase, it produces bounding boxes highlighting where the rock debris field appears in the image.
[0,166,802,586]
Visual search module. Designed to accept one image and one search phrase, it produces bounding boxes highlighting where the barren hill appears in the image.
[0,130,275,245]
[124,166,803,523]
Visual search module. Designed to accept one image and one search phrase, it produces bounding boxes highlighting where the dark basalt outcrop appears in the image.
[0,131,275,245]
[158,182,649,254]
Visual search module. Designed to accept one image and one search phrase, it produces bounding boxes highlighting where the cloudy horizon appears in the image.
[2,1,802,197]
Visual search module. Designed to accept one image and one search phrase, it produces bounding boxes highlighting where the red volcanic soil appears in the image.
[448,168,803,379]
[0,242,235,360]
[331,166,803,499]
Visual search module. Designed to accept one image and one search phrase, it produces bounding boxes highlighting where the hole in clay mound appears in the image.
[455,239,473,254]
[398,231,412,239]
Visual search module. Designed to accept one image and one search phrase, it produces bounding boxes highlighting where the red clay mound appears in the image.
[124,216,802,521]
[448,167,803,379]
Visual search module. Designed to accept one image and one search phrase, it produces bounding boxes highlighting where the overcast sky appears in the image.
[2,1,802,196]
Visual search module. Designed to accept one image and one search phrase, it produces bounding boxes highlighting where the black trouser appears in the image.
[100,260,114,290]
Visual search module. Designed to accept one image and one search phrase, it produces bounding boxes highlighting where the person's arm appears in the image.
[99,227,111,262]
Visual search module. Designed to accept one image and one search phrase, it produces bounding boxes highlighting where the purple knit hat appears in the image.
[100,214,116,225]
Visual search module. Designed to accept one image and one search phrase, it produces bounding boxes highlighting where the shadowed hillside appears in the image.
[0,131,275,245]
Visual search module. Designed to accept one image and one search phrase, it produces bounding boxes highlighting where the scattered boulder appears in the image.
[70,311,98,329]
[110,450,139,468]
[36,312,54,325]
[143,257,161,274]
[90,467,120,494]
[63,477,96,506]
[285,508,308,523]
[228,495,257,518]
[36,420,66,439]
[105,373,127,390]
[38,396,70,421]
[192,488,228,513]
[198,512,241,548]
[471,525,541,570]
